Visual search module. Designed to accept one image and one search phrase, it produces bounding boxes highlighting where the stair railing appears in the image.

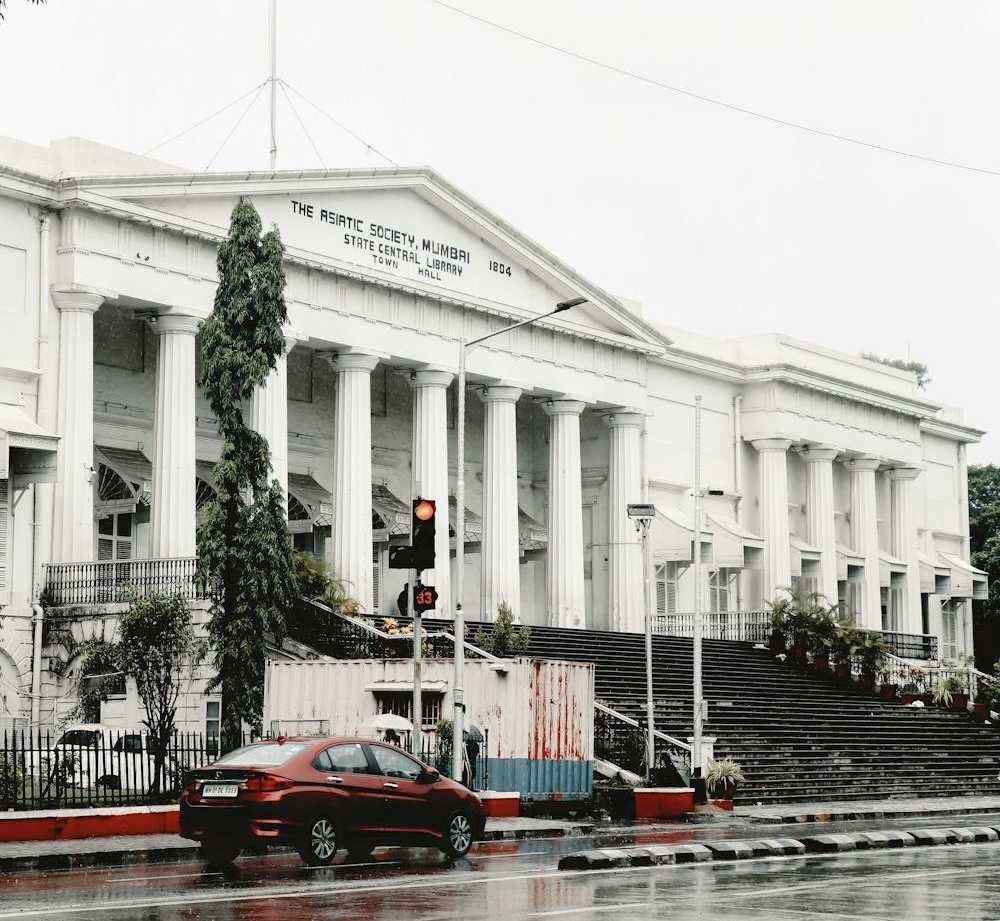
[289,597,499,661]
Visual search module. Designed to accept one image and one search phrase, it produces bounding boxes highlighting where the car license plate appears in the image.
[202,783,239,798]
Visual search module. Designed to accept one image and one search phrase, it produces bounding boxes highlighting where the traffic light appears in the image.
[411,497,436,572]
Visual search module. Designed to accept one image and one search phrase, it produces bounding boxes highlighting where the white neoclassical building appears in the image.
[0,136,986,732]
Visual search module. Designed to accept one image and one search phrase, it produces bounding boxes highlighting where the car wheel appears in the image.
[200,841,242,866]
[298,816,339,866]
[441,810,473,858]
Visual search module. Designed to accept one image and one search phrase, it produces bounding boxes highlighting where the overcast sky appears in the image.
[2,1,998,462]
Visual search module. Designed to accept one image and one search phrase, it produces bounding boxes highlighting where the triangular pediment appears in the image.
[84,167,666,351]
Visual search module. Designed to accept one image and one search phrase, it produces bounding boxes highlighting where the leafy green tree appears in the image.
[70,639,119,724]
[198,198,297,742]
[116,592,208,794]
[473,598,530,656]
[0,0,45,22]
[970,464,1000,670]
[859,352,930,390]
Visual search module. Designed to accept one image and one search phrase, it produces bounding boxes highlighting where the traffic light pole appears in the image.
[453,297,586,784]
[410,571,420,756]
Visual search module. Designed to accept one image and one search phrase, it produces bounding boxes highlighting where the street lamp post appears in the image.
[627,503,656,781]
[452,295,587,783]
[692,394,706,802]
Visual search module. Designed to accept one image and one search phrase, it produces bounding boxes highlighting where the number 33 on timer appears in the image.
[413,585,438,613]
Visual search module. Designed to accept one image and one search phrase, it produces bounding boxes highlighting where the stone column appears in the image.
[478,384,523,623]
[887,466,922,634]
[845,456,883,629]
[408,369,453,616]
[752,438,793,603]
[542,399,586,629]
[150,313,200,558]
[605,411,644,633]
[251,327,304,514]
[802,446,840,604]
[328,351,381,617]
[51,289,103,563]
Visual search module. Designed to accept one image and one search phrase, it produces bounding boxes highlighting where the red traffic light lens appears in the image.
[414,499,436,521]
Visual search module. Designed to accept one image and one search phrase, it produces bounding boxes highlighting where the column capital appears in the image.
[50,288,103,314]
[282,325,308,350]
[885,465,922,481]
[538,397,586,417]
[149,313,201,336]
[842,455,882,473]
[603,409,646,430]
[751,437,793,454]
[799,444,841,464]
[477,384,522,405]
[404,368,453,390]
[323,350,383,374]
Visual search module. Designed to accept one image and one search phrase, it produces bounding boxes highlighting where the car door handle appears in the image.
[326,776,344,784]
[383,782,399,789]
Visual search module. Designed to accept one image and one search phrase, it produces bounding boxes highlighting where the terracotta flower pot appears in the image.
[881,683,898,701]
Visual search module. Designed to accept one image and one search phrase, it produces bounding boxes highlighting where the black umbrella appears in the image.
[463,724,483,742]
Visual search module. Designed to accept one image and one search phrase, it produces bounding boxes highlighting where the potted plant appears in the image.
[878,668,898,701]
[832,623,861,682]
[944,671,969,712]
[931,681,954,709]
[767,595,792,653]
[705,757,745,801]
[806,611,837,671]
[899,667,930,705]
[857,630,889,691]
[766,589,838,665]
[974,675,996,722]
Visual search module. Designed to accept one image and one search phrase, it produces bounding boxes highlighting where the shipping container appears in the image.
[263,656,594,802]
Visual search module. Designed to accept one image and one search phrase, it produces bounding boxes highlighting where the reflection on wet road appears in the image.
[4,825,1000,920]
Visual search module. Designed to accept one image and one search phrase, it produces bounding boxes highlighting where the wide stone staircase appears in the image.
[514,623,1000,805]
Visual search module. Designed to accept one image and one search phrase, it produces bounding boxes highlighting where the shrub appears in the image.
[0,753,23,806]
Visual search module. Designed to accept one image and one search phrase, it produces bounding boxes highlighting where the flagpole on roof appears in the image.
[268,0,278,171]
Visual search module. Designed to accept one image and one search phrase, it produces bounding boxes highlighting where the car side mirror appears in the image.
[417,767,441,785]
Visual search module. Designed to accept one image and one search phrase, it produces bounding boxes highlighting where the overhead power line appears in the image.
[427,0,1000,179]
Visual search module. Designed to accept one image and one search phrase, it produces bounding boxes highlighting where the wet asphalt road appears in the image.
[4,818,1000,921]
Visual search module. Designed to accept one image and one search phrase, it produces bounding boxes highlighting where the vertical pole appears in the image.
[268,0,278,171]
[453,343,466,782]
[692,395,705,795]
[642,520,655,781]
[411,572,421,755]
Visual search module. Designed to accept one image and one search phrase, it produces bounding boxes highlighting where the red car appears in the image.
[179,736,486,866]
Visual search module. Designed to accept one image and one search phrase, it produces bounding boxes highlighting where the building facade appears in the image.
[0,136,985,733]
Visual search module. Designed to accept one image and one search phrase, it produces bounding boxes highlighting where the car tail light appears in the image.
[243,773,294,793]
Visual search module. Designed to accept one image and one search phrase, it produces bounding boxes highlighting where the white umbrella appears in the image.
[359,713,413,732]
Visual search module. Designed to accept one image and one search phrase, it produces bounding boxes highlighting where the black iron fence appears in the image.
[0,726,487,811]
[0,729,245,811]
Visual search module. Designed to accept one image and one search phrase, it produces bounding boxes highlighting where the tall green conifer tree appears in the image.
[198,198,297,740]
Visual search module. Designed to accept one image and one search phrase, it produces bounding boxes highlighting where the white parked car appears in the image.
[43,724,160,792]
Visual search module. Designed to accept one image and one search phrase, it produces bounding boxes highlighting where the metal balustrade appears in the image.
[44,558,208,606]
[653,610,772,643]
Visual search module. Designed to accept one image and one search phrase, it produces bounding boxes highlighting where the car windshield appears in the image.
[214,742,310,767]
[55,730,99,747]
